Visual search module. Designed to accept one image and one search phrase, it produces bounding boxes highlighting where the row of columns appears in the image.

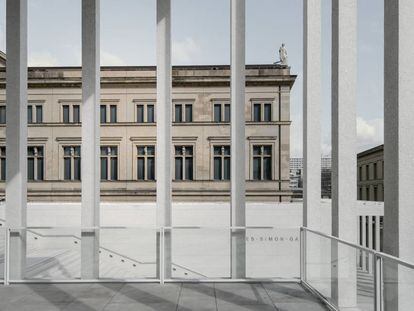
[4,0,247,280]
[358,215,381,273]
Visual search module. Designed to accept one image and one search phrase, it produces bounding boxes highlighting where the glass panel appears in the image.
[175,104,182,123]
[28,158,34,180]
[185,104,192,122]
[214,146,221,155]
[253,104,261,122]
[73,105,80,123]
[147,158,155,180]
[224,146,230,155]
[100,105,106,123]
[27,105,33,124]
[147,146,155,155]
[0,106,6,124]
[185,157,193,180]
[110,158,118,180]
[147,104,155,123]
[224,157,230,180]
[263,157,272,180]
[137,105,144,123]
[264,104,272,121]
[263,146,272,155]
[64,147,71,156]
[110,105,117,123]
[253,146,261,155]
[74,146,81,156]
[137,146,145,155]
[37,158,44,180]
[101,147,108,156]
[64,158,71,180]
[224,104,230,122]
[253,158,261,180]
[36,105,43,123]
[28,147,35,156]
[214,157,222,180]
[74,158,81,180]
[137,158,145,180]
[175,146,183,155]
[1,158,6,180]
[175,158,183,180]
[101,157,108,180]
[185,146,193,155]
[37,146,44,156]
[63,105,70,123]
[214,104,221,122]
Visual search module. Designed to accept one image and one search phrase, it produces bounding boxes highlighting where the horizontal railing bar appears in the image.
[5,226,299,230]
[302,227,414,270]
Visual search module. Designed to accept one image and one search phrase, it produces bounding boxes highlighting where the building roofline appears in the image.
[0,51,6,65]
[357,144,384,158]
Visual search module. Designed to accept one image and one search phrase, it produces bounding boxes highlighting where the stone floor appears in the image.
[0,282,329,311]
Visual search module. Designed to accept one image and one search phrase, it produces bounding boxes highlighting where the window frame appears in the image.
[174,145,195,181]
[213,145,231,181]
[100,146,119,181]
[28,146,44,181]
[0,146,6,181]
[61,102,81,124]
[62,145,81,181]
[251,144,273,181]
[251,101,272,122]
[136,145,156,181]
[135,101,156,123]
[173,101,193,123]
[212,101,230,123]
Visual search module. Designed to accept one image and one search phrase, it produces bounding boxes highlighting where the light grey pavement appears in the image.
[0,282,328,311]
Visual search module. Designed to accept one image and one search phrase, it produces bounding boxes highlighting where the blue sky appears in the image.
[0,0,384,157]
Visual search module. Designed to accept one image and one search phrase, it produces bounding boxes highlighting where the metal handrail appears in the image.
[302,226,414,271]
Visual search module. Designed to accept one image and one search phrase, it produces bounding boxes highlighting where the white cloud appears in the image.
[357,117,383,151]
[29,52,59,67]
[101,51,125,66]
[172,37,202,64]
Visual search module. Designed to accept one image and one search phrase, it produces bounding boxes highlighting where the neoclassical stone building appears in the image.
[0,52,296,202]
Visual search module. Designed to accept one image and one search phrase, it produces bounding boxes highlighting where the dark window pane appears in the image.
[110,105,117,123]
[28,105,33,124]
[137,158,145,180]
[263,146,272,155]
[253,158,261,180]
[36,106,43,123]
[264,104,271,122]
[0,106,6,124]
[63,105,70,123]
[214,104,221,122]
[74,147,81,156]
[73,105,80,123]
[224,104,230,122]
[101,147,108,156]
[214,157,222,180]
[224,157,230,180]
[28,158,34,180]
[137,105,144,123]
[147,105,155,123]
[100,105,106,123]
[28,147,35,156]
[224,146,230,155]
[37,158,44,180]
[147,158,155,180]
[175,146,183,155]
[74,158,81,180]
[147,146,155,155]
[0,158,5,180]
[263,157,272,180]
[253,146,261,155]
[64,158,71,180]
[64,147,71,156]
[138,147,145,155]
[101,158,108,180]
[253,104,261,122]
[185,104,192,122]
[37,147,44,156]
[111,158,118,180]
[175,158,183,180]
[110,147,118,155]
[185,146,193,155]
[175,105,182,123]
[214,146,221,155]
[185,158,193,180]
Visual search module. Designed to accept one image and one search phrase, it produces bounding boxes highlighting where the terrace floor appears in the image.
[0,282,329,311]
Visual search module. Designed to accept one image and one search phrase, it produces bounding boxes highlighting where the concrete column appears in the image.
[5,0,28,280]
[384,1,414,309]
[361,216,366,271]
[303,0,321,229]
[375,216,380,251]
[81,0,100,279]
[367,216,373,273]
[230,0,246,279]
[156,0,172,281]
[331,0,357,308]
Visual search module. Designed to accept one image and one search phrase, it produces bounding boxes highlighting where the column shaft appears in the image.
[81,0,100,279]
[5,0,28,280]
[384,0,414,309]
[230,0,246,279]
[331,0,357,307]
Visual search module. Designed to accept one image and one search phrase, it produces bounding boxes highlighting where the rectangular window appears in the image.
[253,102,272,122]
[100,146,118,181]
[185,104,193,122]
[175,146,193,180]
[214,104,221,122]
[213,102,230,123]
[174,103,193,123]
[100,105,107,123]
[110,105,117,123]
[136,103,155,123]
[366,165,370,180]
[359,166,363,181]
[63,146,81,181]
[137,146,155,180]
[174,105,182,123]
[0,147,6,181]
[28,146,44,181]
[213,146,230,180]
[63,105,70,123]
[253,104,261,122]
[0,106,6,124]
[36,105,43,123]
[137,105,144,123]
[373,162,378,179]
[264,104,272,122]
[28,105,33,124]
[73,105,80,123]
[147,104,155,123]
[224,104,230,122]
[252,145,272,180]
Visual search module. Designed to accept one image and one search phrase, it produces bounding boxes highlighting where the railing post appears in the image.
[4,228,10,285]
[300,228,307,282]
[374,254,383,311]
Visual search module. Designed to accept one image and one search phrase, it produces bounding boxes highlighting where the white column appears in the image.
[384,1,414,309]
[156,0,172,281]
[5,0,28,280]
[230,0,246,279]
[81,0,100,279]
[331,0,357,308]
[303,0,321,229]
[367,216,373,273]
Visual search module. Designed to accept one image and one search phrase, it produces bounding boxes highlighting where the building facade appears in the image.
[357,144,384,201]
[0,53,296,202]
